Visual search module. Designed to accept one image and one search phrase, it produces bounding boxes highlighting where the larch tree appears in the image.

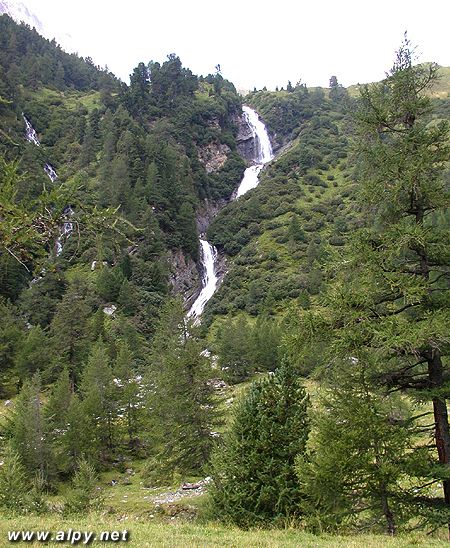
[286,36,449,534]
[353,37,450,531]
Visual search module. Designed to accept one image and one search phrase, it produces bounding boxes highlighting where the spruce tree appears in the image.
[0,444,29,513]
[64,458,103,515]
[113,341,143,451]
[15,325,50,380]
[79,340,116,465]
[44,368,73,475]
[297,364,426,535]
[210,361,310,527]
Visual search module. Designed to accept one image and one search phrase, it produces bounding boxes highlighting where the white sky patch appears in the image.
[24,0,450,89]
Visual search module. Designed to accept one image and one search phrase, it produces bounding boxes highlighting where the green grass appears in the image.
[0,515,447,547]
[347,65,450,98]
[32,87,102,111]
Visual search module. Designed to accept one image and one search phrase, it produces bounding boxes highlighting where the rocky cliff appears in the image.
[235,112,256,162]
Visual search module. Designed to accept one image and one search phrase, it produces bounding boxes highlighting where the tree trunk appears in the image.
[380,488,396,536]
[427,348,450,538]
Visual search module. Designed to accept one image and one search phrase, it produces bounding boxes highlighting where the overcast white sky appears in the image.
[26,0,450,90]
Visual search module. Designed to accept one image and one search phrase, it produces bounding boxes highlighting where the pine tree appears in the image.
[64,458,103,515]
[177,201,199,260]
[79,340,116,465]
[250,316,281,372]
[216,315,253,383]
[351,38,450,532]
[44,368,73,475]
[287,38,450,533]
[49,276,92,382]
[113,341,143,451]
[15,325,50,380]
[210,361,310,527]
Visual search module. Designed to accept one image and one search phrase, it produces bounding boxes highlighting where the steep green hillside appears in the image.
[205,85,358,326]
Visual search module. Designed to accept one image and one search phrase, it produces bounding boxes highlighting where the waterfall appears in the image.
[22,114,40,146]
[44,163,58,182]
[55,206,74,257]
[187,106,272,321]
[22,113,68,254]
[187,239,219,322]
[235,106,273,198]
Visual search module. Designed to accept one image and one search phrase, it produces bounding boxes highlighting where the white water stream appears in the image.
[22,114,71,255]
[188,106,272,321]
[235,106,273,198]
[187,239,219,322]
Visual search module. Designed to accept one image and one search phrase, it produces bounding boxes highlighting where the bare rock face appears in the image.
[234,112,256,162]
[195,198,227,234]
[168,249,201,309]
[198,142,230,173]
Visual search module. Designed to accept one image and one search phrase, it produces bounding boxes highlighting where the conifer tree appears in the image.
[15,325,50,380]
[114,341,142,451]
[297,364,427,535]
[147,299,219,474]
[0,444,29,513]
[287,37,450,533]
[65,458,103,515]
[79,340,116,464]
[216,315,253,383]
[44,368,73,475]
[210,361,310,527]
[9,373,54,484]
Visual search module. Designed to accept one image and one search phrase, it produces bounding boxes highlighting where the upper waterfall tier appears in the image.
[186,105,273,322]
[235,106,273,198]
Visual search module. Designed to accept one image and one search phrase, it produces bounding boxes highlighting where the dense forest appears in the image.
[0,14,449,543]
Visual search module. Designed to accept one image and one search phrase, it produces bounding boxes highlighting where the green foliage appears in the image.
[146,299,220,475]
[210,361,310,527]
[78,339,115,465]
[287,37,450,532]
[215,315,281,383]
[64,458,103,515]
[0,444,29,513]
[0,15,117,94]
[8,373,54,484]
[297,369,425,534]
[15,325,50,380]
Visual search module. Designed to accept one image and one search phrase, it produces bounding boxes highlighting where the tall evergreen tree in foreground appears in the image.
[146,299,220,476]
[288,36,450,534]
[210,361,310,527]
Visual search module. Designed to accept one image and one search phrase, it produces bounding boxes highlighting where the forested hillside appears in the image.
[0,14,449,543]
[0,13,244,492]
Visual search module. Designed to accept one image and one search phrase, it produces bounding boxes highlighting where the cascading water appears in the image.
[55,206,74,256]
[23,114,40,146]
[235,106,273,198]
[44,163,58,182]
[22,114,69,254]
[187,239,219,322]
[188,105,272,321]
